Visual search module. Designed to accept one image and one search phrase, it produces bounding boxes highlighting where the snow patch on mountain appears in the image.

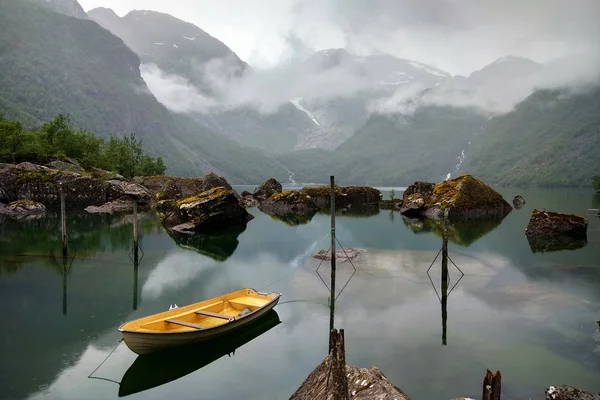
[290,98,321,127]
[183,36,196,41]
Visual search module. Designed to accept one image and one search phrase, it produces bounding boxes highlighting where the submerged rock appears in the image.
[161,187,253,233]
[513,194,526,209]
[525,209,588,252]
[313,248,361,261]
[258,190,320,217]
[85,200,133,214]
[0,199,46,219]
[253,178,282,201]
[400,174,512,221]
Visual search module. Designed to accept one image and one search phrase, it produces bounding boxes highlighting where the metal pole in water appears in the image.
[329,175,336,353]
[61,187,67,257]
[441,215,449,346]
[133,201,139,310]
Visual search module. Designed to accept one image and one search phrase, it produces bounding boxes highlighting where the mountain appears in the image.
[292,49,451,150]
[0,0,287,183]
[88,8,318,153]
[463,87,600,187]
[32,0,88,19]
[279,105,487,186]
[466,56,542,87]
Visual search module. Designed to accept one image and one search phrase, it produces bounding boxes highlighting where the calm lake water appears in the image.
[1,187,599,400]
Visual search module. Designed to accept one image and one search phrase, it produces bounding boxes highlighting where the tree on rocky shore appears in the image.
[0,113,165,177]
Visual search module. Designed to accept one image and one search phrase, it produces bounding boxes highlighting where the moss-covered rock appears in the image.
[253,177,282,200]
[135,172,234,203]
[402,181,435,200]
[400,174,512,221]
[84,199,133,214]
[161,187,252,233]
[301,185,382,209]
[259,190,320,217]
[525,209,588,252]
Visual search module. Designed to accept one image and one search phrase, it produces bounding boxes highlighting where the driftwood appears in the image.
[290,329,411,400]
[546,385,600,400]
[482,370,501,400]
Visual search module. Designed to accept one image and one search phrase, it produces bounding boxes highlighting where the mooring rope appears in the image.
[87,338,124,385]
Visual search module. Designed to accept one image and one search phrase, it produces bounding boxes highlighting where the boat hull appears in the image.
[121,294,280,355]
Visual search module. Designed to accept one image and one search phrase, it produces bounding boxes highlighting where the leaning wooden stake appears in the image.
[132,201,139,310]
[482,369,502,400]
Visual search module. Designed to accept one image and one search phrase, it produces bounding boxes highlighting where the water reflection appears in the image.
[117,310,281,397]
[166,224,248,261]
[268,212,317,226]
[526,234,588,253]
[402,215,506,246]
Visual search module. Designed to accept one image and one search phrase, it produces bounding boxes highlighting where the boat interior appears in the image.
[120,289,279,333]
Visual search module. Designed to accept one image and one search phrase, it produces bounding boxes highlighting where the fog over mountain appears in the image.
[81,0,600,119]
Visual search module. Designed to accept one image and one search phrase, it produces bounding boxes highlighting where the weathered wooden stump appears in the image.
[290,329,412,400]
[482,370,501,400]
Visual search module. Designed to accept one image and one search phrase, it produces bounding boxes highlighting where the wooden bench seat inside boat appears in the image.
[164,319,205,330]
[195,310,235,320]
[228,296,270,311]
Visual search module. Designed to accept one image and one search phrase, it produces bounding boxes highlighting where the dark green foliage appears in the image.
[0,0,287,183]
[0,114,166,177]
[593,176,600,190]
[278,106,486,186]
[463,88,600,187]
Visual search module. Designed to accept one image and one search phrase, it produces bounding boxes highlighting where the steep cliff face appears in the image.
[32,0,88,19]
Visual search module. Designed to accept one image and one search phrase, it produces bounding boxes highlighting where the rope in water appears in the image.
[87,338,124,385]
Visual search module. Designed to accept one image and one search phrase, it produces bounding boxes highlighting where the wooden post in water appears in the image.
[482,370,502,400]
[329,175,336,353]
[132,202,139,310]
[62,255,68,316]
[60,187,68,257]
[441,216,449,346]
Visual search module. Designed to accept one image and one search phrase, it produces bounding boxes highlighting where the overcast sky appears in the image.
[78,0,600,75]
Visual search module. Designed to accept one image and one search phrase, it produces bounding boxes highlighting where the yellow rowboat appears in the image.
[118,288,281,355]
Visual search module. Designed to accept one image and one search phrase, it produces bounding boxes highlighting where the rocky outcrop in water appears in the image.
[525,209,588,252]
[84,200,134,214]
[545,385,600,399]
[403,181,435,200]
[379,199,403,210]
[513,194,526,209]
[253,178,282,201]
[301,185,382,209]
[0,199,46,219]
[258,190,319,217]
[159,187,253,233]
[135,172,234,203]
[400,174,512,221]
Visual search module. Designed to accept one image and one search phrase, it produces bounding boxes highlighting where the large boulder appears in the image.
[253,178,282,201]
[0,199,46,219]
[136,172,233,203]
[259,190,320,217]
[400,174,512,220]
[161,187,253,233]
[402,181,435,200]
[106,180,151,203]
[45,159,85,174]
[301,185,382,209]
[525,209,588,252]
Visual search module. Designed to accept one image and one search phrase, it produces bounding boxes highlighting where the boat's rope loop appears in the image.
[87,338,124,384]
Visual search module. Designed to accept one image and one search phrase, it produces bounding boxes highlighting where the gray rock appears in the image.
[85,200,134,214]
[258,190,319,216]
[45,159,84,174]
[253,178,282,201]
[0,199,46,219]
[402,181,435,200]
[513,194,526,209]
[545,385,600,399]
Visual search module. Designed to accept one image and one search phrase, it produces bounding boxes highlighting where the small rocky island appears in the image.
[400,174,513,220]
[525,209,588,252]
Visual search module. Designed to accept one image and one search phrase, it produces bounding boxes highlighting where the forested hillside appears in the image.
[0,0,287,183]
[463,88,600,187]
